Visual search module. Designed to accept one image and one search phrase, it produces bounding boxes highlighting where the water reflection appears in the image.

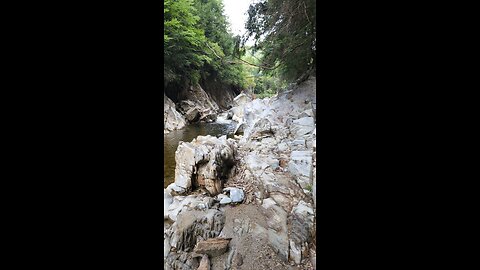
[163,121,236,188]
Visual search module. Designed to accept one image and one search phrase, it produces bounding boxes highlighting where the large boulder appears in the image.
[173,135,236,196]
[164,93,186,133]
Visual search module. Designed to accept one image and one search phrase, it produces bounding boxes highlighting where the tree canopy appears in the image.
[243,0,316,81]
[164,0,316,99]
[164,0,245,90]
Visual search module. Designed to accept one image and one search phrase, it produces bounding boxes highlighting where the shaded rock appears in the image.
[197,254,210,270]
[173,135,235,196]
[168,208,225,252]
[176,84,220,124]
[199,112,217,123]
[288,200,315,264]
[185,108,201,122]
[193,238,231,257]
[234,121,246,135]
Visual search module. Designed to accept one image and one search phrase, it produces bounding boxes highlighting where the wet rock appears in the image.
[193,238,231,257]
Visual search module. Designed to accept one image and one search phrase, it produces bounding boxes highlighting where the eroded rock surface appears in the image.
[177,84,220,123]
[164,93,186,134]
[164,76,317,270]
[171,135,236,196]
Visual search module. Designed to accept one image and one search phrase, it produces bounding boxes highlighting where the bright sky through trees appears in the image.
[222,0,254,44]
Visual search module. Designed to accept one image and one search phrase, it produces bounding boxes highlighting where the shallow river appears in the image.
[163,121,237,188]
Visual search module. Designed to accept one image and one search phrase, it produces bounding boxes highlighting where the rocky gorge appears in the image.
[164,75,317,270]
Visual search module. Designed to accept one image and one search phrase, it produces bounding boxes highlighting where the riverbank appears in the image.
[164,75,316,270]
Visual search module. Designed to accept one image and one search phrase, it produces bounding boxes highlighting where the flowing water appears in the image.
[163,120,237,188]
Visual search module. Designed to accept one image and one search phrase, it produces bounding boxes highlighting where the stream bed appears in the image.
[163,120,237,188]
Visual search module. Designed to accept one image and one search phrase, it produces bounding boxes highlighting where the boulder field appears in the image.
[164,76,317,270]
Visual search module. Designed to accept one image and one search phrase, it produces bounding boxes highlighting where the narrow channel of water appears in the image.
[163,121,237,188]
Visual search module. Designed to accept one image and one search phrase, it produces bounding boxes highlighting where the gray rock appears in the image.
[261,198,289,261]
[173,135,235,196]
[224,187,244,203]
[164,189,173,219]
[290,117,315,137]
[164,94,186,133]
[288,200,315,264]
[219,197,232,205]
[197,254,210,270]
[288,151,313,189]
[185,108,200,122]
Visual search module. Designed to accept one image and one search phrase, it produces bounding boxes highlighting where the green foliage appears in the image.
[244,0,316,81]
[164,0,248,91]
[241,48,287,98]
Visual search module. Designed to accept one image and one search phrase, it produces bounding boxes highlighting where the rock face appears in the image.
[177,84,220,123]
[172,135,236,196]
[164,93,186,134]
